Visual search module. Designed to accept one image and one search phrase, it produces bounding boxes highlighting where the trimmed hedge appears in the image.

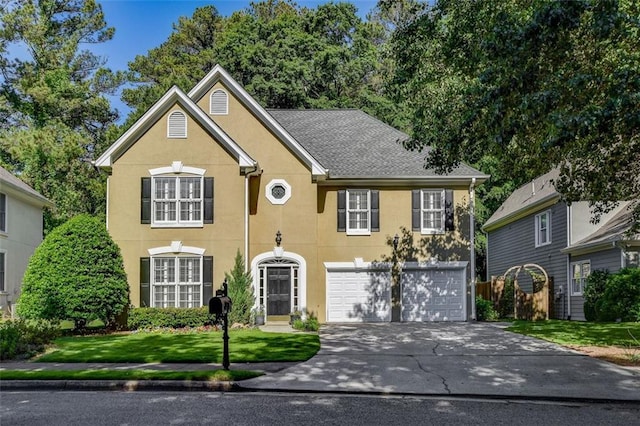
[0,319,61,360]
[127,307,214,330]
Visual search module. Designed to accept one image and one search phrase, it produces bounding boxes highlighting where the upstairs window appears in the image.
[337,189,379,234]
[167,111,187,138]
[412,189,454,234]
[210,90,228,115]
[535,210,551,247]
[0,193,5,233]
[141,166,213,228]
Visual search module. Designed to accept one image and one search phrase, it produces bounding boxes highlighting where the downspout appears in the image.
[566,205,572,320]
[470,178,477,321]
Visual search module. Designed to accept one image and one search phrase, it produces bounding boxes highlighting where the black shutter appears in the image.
[204,177,214,224]
[445,189,455,231]
[412,189,421,231]
[337,190,346,232]
[202,256,213,306]
[370,190,379,232]
[140,257,150,307]
[141,178,151,224]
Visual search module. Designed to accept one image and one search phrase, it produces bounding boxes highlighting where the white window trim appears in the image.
[210,89,229,115]
[151,175,204,228]
[0,192,6,235]
[0,250,6,293]
[167,110,187,138]
[251,251,307,316]
[265,179,291,205]
[535,210,552,247]
[421,189,445,235]
[149,243,205,308]
[570,260,590,296]
[346,189,371,236]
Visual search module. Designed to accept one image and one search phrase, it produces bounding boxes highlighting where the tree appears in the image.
[224,250,254,325]
[391,0,640,228]
[17,214,129,330]
[122,1,394,124]
[0,0,124,231]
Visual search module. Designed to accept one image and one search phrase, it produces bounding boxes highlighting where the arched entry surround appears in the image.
[251,250,307,318]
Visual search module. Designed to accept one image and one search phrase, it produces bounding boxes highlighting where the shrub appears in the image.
[292,312,319,332]
[0,319,61,360]
[225,250,255,325]
[583,269,609,321]
[598,268,640,322]
[17,215,130,330]
[497,278,515,318]
[476,296,499,321]
[128,307,214,330]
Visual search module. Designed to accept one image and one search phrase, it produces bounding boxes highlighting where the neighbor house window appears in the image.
[210,89,228,115]
[624,251,639,268]
[0,193,5,233]
[535,210,551,247]
[571,261,590,295]
[0,252,5,292]
[421,189,445,233]
[152,256,202,308]
[153,176,203,226]
[167,111,187,138]
[347,189,370,235]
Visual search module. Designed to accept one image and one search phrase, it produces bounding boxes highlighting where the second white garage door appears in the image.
[401,264,467,322]
[326,267,391,322]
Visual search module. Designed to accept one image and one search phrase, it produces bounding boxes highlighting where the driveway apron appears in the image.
[240,323,640,401]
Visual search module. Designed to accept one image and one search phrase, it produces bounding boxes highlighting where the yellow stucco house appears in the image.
[95,65,488,323]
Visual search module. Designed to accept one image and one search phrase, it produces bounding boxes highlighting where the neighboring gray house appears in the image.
[0,166,51,316]
[483,169,639,321]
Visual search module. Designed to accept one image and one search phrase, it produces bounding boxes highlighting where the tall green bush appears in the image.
[598,268,640,322]
[225,250,255,325]
[583,269,609,321]
[17,214,130,330]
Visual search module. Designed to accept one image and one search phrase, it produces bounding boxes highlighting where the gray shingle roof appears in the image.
[484,168,561,229]
[267,109,486,179]
[0,166,50,205]
[572,202,639,248]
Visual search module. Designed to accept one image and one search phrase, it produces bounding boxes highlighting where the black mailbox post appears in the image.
[209,279,232,370]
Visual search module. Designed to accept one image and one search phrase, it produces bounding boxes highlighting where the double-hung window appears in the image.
[571,261,590,295]
[421,189,444,233]
[0,193,6,233]
[535,210,551,247]
[347,189,370,235]
[153,256,202,308]
[153,176,202,226]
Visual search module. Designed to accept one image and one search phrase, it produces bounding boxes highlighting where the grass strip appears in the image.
[36,330,320,363]
[0,369,262,381]
[506,320,640,347]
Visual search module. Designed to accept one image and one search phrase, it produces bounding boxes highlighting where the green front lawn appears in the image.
[506,320,640,347]
[0,369,261,381]
[35,329,320,364]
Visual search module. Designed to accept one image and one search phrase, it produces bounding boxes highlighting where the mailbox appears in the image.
[209,296,232,316]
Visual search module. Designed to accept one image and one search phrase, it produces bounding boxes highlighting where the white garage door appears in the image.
[401,265,467,322]
[326,269,391,322]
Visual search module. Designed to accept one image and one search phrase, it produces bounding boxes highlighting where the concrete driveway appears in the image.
[240,322,640,401]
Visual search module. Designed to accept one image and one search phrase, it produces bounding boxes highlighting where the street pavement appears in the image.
[2,322,639,402]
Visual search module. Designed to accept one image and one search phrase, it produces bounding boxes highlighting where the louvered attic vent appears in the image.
[210,90,228,115]
[167,111,187,138]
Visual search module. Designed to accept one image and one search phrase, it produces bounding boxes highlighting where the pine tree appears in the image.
[224,250,255,325]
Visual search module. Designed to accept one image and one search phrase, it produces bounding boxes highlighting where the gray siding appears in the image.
[486,202,568,319]
[569,247,623,321]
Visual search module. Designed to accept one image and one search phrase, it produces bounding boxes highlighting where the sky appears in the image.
[90,0,380,121]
